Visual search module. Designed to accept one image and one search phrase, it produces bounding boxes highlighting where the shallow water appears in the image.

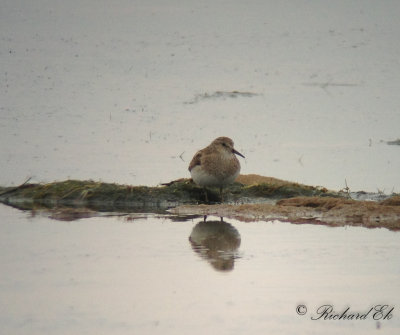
[1,0,400,192]
[1,204,399,335]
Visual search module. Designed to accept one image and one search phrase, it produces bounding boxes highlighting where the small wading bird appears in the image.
[188,137,245,202]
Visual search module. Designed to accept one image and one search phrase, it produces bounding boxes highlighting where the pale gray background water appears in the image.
[1,0,400,192]
[0,204,399,335]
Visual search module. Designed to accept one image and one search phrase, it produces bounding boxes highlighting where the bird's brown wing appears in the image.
[188,150,202,172]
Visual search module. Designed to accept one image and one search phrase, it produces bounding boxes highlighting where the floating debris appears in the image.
[302,82,359,88]
[387,138,400,146]
[184,90,261,104]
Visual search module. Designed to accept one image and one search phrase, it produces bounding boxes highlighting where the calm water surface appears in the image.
[1,1,400,192]
[1,204,399,335]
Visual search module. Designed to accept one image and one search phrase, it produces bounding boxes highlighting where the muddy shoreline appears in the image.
[1,174,399,229]
[171,196,400,231]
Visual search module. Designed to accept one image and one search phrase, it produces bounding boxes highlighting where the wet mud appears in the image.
[1,175,399,229]
[172,196,400,231]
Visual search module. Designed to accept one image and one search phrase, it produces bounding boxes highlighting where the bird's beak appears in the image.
[233,148,245,158]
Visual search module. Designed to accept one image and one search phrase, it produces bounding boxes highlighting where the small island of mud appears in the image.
[0,174,399,229]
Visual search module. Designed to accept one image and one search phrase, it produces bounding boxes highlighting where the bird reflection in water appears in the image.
[189,216,241,271]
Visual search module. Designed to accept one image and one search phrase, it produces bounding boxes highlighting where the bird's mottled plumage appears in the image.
[189,137,244,200]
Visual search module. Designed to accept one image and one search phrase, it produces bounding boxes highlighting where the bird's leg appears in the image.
[219,186,224,203]
[203,187,209,203]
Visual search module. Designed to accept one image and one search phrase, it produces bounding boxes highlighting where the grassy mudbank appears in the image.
[0,175,338,211]
[1,176,399,229]
[0,179,200,210]
[236,174,334,198]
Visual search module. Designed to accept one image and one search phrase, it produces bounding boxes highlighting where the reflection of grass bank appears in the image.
[1,175,399,229]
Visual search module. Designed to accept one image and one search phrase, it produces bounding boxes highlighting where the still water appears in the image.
[2,1,400,192]
[0,203,399,335]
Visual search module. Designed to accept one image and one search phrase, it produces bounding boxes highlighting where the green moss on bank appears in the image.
[241,182,332,198]
[0,179,199,210]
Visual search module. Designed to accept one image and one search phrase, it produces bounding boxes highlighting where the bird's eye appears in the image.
[222,143,227,147]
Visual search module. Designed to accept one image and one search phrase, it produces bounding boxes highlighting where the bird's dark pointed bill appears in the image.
[233,149,245,158]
